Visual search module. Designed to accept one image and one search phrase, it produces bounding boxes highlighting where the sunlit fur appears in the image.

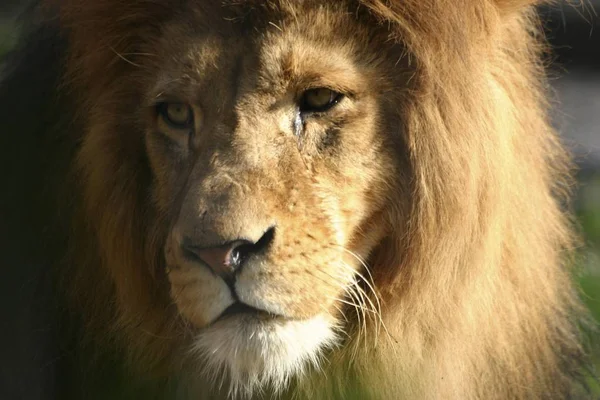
[19,0,591,398]
[191,315,339,397]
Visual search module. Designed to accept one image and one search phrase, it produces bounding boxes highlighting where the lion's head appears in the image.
[36,0,589,398]
[73,1,407,392]
[151,2,406,389]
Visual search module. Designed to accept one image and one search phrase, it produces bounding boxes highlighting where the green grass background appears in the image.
[1,17,599,396]
[577,172,600,394]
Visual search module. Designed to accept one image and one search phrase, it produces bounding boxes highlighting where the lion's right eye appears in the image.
[157,102,193,130]
[299,88,343,114]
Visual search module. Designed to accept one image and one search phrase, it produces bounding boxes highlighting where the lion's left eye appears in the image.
[157,102,193,129]
[299,88,342,113]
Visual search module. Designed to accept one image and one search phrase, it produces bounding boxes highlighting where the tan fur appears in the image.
[41,0,588,398]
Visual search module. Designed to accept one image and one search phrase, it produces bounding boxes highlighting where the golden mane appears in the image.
[3,0,588,398]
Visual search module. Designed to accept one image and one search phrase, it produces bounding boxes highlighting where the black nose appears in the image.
[181,227,275,281]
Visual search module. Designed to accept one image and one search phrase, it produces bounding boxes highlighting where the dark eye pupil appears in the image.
[300,88,341,113]
[158,102,192,128]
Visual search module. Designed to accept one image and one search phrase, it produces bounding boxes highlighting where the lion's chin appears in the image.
[190,313,339,397]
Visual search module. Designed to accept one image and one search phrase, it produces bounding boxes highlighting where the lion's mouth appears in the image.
[217,302,277,322]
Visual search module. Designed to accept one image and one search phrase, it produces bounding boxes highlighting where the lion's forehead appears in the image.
[146,2,380,102]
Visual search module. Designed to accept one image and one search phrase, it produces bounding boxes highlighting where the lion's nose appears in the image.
[181,227,275,281]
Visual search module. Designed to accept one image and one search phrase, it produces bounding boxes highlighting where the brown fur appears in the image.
[19,0,591,398]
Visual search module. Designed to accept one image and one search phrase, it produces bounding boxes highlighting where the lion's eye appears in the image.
[299,88,342,113]
[157,102,193,129]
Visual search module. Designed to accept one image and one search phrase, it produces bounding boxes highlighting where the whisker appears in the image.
[110,46,142,67]
[332,246,397,348]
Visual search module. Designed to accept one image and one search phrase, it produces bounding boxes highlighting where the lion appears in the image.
[0,0,594,399]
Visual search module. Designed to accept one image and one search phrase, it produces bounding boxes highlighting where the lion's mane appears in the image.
[0,0,593,399]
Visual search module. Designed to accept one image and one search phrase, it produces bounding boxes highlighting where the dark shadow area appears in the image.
[540,2,600,168]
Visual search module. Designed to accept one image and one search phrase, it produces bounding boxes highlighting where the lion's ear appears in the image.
[494,0,542,13]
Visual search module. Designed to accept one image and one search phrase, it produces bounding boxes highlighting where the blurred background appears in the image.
[537,3,600,392]
[0,0,599,394]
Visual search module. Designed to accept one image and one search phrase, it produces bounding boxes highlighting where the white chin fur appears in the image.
[190,314,339,398]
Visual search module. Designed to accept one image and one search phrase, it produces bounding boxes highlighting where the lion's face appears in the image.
[130,1,407,391]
